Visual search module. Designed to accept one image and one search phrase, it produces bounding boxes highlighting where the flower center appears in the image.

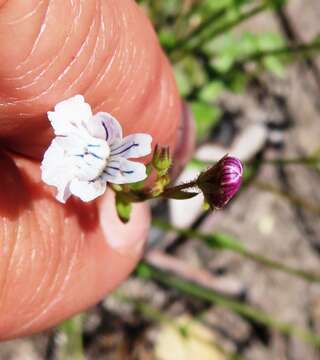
[73,137,110,182]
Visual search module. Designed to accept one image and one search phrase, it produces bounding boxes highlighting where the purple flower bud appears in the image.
[197,155,243,209]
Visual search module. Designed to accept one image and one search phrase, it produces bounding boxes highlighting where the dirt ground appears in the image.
[1,1,320,359]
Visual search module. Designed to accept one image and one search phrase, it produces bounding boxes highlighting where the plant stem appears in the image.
[152,219,320,283]
[255,181,320,216]
[241,248,320,282]
[237,40,320,65]
[137,262,320,347]
[112,178,199,203]
[173,1,207,39]
[171,3,268,63]
[115,291,246,360]
[169,8,227,53]
[57,315,84,360]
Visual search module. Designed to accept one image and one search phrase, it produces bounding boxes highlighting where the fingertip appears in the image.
[99,190,150,259]
[0,155,150,340]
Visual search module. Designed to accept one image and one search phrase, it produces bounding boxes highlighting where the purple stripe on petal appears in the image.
[106,165,134,175]
[103,169,114,176]
[111,141,136,153]
[89,152,103,160]
[102,122,109,141]
[111,143,139,156]
[88,144,100,148]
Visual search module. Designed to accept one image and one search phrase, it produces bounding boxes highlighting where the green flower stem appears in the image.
[57,315,84,360]
[137,262,320,347]
[152,219,320,283]
[111,178,199,204]
[114,292,245,360]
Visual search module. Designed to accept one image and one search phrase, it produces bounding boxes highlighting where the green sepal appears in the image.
[152,145,172,178]
[162,189,199,200]
[128,179,146,191]
[115,193,133,224]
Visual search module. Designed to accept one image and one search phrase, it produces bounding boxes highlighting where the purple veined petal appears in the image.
[69,178,107,202]
[48,95,93,136]
[110,134,152,159]
[103,158,147,184]
[86,112,123,144]
[54,134,86,155]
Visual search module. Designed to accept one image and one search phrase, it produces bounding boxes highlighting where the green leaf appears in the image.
[174,56,208,97]
[159,28,177,49]
[136,263,152,279]
[238,32,259,55]
[211,52,235,73]
[174,66,193,97]
[198,81,225,102]
[258,32,285,50]
[190,101,221,141]
[263,55,285,77]
[115,193,133,224]
[228,72,248,93]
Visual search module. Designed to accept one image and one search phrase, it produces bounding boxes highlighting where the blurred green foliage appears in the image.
[58,2,320,357]
[136,0,320,142]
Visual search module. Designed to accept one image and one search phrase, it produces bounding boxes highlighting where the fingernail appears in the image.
[99,190,150,258]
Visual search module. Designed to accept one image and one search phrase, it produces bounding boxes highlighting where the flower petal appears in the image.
[48,95,93,136]
[54,134,86,155]
[43,95,153,203]
[104,158,147,184]
[56,183,72,204]
[86,112,123,143]
[41,140,75,203]
[110,134,152,159]
[69,178,107,202]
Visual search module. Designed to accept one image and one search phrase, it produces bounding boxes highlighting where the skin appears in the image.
[0,0,184,340]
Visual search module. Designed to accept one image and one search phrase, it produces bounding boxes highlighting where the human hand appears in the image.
[0,0,187,339]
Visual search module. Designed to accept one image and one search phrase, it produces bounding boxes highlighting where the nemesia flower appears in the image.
[41,95,152,203]
[197,155,243,209]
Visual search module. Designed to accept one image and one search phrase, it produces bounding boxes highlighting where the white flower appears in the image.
[41,95,152,203]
